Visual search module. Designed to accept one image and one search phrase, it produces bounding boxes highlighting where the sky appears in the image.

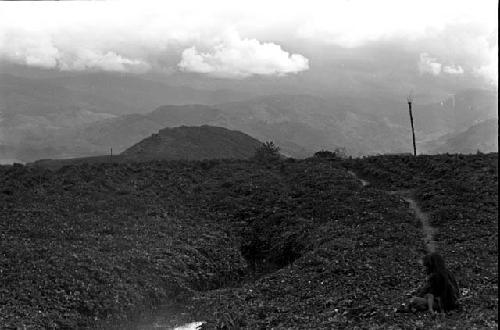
[0,0,497,84]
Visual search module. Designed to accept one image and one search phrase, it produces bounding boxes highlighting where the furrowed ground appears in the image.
[0,154,497,329]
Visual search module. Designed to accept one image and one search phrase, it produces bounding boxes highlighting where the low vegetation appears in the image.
[347,153,498,328]
[0,153,497,329]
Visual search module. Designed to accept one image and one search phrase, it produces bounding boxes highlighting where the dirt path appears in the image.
[348,170,437,253]
[398,191,437,253]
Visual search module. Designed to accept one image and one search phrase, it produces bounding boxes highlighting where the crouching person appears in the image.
[408,252,460,313]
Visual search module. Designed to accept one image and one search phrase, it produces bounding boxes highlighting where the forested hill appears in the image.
[121,125,263,160]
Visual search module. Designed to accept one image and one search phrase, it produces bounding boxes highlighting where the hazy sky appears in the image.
[0,0,497,83]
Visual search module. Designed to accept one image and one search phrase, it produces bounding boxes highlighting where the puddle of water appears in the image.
[347,170,369,187]
[173,322,204,330]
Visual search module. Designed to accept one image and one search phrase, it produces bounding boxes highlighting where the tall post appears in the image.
[407,96,417,156]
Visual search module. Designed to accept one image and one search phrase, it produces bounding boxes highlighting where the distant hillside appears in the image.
[215,94,411,156]
[2,71,497,162]
[413,89,498,135]
[74,105,225,157]
[122,125,263,160]
[0,73,133,116]
[72,95,412,159]
[31,126,263,169]
[23,91,497,161]
[426,119,498,154]
[45,73,254,114]
[0,73,253,163]
[76,90,497,159]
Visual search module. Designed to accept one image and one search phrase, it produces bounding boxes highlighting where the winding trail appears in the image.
[399,191,437,253]
[347,170,437,253]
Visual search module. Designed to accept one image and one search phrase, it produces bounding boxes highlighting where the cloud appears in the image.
[0,0,496,83]
[58,50,151,73]
[178,31,309,78]
[0,26,151,73]
[472,43,498,83]
[0,2,309,77]
[410,24,497,83]
[474,61,498,83]
[418,53,442,75]
[443,64,464,75]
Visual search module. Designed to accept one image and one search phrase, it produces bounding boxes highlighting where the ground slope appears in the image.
[348,153,498,328]
[0,154,497,329]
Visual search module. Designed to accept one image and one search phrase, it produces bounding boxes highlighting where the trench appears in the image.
[137,169,437,329]
[126,218,307,329]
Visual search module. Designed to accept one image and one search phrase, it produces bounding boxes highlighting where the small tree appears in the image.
[253,141,281,161]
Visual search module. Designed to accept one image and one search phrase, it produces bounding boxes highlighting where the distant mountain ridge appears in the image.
[424,119,498,154]
[72,95,413,158]
[413,89,498,135]
[1,71,497,162]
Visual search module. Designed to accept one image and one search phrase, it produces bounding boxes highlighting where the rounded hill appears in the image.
[121,125,263,160]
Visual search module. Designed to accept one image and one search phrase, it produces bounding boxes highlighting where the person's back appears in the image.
[427,268,459,311]
[406,253,460,313]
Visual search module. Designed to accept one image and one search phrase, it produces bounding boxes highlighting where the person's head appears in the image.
[422,252,447,275]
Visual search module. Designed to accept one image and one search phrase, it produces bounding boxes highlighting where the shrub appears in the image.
[313,147,347,160]
[253,141,281,162]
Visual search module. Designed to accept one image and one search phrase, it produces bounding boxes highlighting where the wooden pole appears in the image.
[408,101,417,156]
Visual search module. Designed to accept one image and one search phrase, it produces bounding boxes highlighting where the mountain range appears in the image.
[0,72,497,163]
[422,118,498,154]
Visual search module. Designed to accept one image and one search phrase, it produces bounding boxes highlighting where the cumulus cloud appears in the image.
[0,0,496,82]
[1,33,150,73]
[0,23,151,73]
[0,2,309,77]
[443,64,464,75]
[419,54,472,77]
[418,53,442,75]
[178,31,309,78]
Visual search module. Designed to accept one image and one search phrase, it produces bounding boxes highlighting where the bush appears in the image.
[313,147,347,160]
[253,141,281,162]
